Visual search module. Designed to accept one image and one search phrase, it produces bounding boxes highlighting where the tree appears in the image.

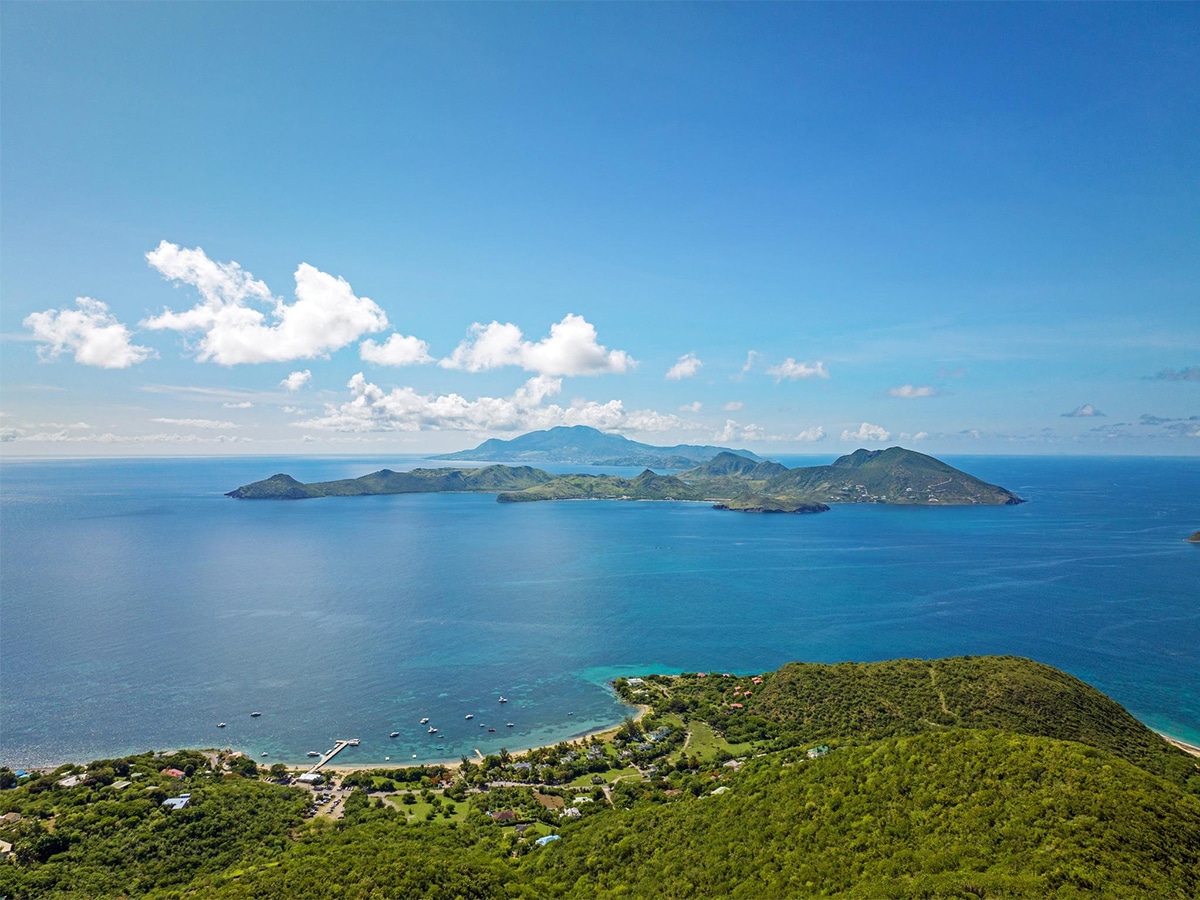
[269,763,290,781]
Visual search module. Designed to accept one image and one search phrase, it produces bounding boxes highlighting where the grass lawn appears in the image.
[384,792,470,824]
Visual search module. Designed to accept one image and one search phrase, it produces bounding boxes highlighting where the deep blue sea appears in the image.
[2,454,1198,769]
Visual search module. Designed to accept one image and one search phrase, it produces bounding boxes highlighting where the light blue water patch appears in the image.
[1,454,1197,767]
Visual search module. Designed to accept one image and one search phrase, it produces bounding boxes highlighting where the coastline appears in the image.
[1155,730,1200,759]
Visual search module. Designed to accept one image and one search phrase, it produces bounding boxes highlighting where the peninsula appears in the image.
[228,443,1022,510]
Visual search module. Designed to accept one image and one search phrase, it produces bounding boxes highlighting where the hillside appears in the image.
[4,656,1199,899]
[432,425,761,467]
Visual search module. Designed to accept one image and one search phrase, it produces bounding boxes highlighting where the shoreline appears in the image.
[10,711,1198,774]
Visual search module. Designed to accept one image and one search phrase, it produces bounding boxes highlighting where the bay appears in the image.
[1,454,1197,769]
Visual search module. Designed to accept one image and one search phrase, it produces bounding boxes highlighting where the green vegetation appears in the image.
[711,492,830,514]
[497,470,704,502]
[1187,530,1200,543]
[9,657,1195,897]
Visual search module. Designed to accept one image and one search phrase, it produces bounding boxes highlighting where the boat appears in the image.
[498,697,508,703]
[488,728,496,732]
[217,722,226,728]
[465,714,474,720]
[428,727,437,734]
[307,751,320,757]
[347,739,360,746]
[250,711,261,717]
[420,717,429,724]
[506,723,514,728]
[389,731,400,738]
[261,752,268,757]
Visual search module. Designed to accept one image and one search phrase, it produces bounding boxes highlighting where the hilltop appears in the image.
[431,425,761,467]
[226,466,553,499]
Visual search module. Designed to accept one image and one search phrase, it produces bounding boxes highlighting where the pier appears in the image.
[306,739,359,774]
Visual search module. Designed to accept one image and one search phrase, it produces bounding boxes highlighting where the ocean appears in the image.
[1,454,1197,769]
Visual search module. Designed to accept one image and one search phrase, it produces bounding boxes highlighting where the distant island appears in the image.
[1188,531,1200,543]
[431,424,761,468]
[228,441,1023,511]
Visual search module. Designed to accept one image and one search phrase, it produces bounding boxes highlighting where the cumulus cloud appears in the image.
[1149,366,1200,382]
[795,426,825,442]
[1062,404,1105,418]
[360,333,434,367]
[223,401,254,409]
[151,418,238,429]
[298,372,677,435]
[841,422,891,442]
[766,358,829,382]
[717,419,767,442]
[24,297,156,368]
[281,370,312,391]
[440,314,633,377]
[141,241,389,364]
[888,384,940,398]
[665,353,702,380]
[680,401,703,413]
[722,401,743,411]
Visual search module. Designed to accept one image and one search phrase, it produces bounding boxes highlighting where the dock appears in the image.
[306,739,358,774]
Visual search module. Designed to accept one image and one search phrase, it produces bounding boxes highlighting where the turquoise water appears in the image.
[1,455,1197,768]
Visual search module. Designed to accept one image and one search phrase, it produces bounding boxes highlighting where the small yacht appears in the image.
[217,722,226,728]
[506,723,514,728]
[307,751,320,757]
[427,726,438,734]
[347,739,360,746]
[261,752,268,757]
[390,731,400,738]
[420,717,429,724]
[250,711,261,717]
[465,714,474,720]
[488,728,496,732]
[498,697,508,703]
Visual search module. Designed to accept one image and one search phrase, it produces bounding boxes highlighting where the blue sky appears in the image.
[2,3,1197,457]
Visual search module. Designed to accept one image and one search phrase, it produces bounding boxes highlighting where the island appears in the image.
[1189,530,1200,543]
[430,424,761,468]
[228,443,1024,510]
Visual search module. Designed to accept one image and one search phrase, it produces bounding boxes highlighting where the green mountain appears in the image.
[771,446,1023,505]
[432,425,761,467]
[226,465,554,499]
[711,493,830,514]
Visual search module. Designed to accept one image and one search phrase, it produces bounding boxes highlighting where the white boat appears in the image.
[420,717,429,724]
[250,711,261,717]
[498,697,508,703]
[217,722,226,728]
[465,714,474,720]
[506,723,514,728]
[427,727,437,734]
[347,739,360,746]
[389,731,400,738]
[307,751,320,757]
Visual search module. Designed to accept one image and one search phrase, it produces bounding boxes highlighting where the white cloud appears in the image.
[360,333,434,367]
[717,419,766,442]
[888,384,940,398]
[151,418,238,429]
[281,370,312,391]
[680,401,703,413]
[741,351,758,374]
[722,401,743,411]
[24,297,156,369]
[665,353,702,380]
[766,358,829,382]
[440,314,634,376]
[141,241,389,364]
[913,431,929,440]
[300,372,645,434]
[795,426,825,442]
[840,422,891,442]
[223,401,254,409]
[1062,404,1105,418]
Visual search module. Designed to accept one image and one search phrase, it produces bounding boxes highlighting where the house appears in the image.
[111,780,132,791]
[1,812,23,824]
[560,807,581,819]
[490,809,516,823]
[162,794,191,811]
[806,745,830,759]
[57,774,85,788]
[297,773,323,784]
[0,840,12,859]
[710,785,729,796]
[627,678,645,687]
[513,823,531,835]
[160,768,186,779]
[729,703,744,710]
[534,834,560,846]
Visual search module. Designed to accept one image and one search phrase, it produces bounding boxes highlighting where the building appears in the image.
[162,794,191,811]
